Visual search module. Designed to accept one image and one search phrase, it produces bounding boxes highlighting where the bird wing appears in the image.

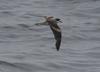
[52,26,61,32]
[50,26,62,51]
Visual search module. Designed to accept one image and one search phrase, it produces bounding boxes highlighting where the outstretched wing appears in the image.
[55,38,61,51]
[50,26,62,51]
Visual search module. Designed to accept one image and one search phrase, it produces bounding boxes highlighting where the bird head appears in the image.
[55,18,62,23]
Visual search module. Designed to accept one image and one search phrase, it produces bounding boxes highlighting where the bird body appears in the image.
[35,16,62,51]
[46,17,62,51]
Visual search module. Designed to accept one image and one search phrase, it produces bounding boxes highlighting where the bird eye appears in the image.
[55,18,60,21]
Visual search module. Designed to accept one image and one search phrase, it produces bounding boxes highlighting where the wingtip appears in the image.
[56,47,60,51]
[55,39,61,51]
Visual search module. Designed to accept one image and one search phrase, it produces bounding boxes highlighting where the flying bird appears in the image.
[44,16,62,51]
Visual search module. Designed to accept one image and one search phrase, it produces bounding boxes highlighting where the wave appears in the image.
[17,24,30,28]
[0,24,34,31]
[0,60,50,72]
[0,60,29,72]
[1,26,16,29]
[0,11,15,17]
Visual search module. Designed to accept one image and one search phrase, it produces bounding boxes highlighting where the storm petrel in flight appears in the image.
[44,16,62,51]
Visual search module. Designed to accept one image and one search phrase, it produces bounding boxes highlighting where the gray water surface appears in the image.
[0,0,100,72]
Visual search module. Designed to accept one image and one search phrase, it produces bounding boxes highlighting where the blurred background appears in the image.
[0,0,100,72]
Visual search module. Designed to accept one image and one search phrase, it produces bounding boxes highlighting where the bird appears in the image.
[44,16,62,51]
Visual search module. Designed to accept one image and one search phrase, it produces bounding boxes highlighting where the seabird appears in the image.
[44,16,62,51]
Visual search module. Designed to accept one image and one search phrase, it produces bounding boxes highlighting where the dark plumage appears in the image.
[46,17,62,51]
[50,26,61,51]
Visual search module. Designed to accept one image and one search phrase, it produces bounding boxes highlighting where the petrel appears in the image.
[44,16,62,51]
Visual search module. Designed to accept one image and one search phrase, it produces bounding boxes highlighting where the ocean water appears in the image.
[0,0,100,72]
